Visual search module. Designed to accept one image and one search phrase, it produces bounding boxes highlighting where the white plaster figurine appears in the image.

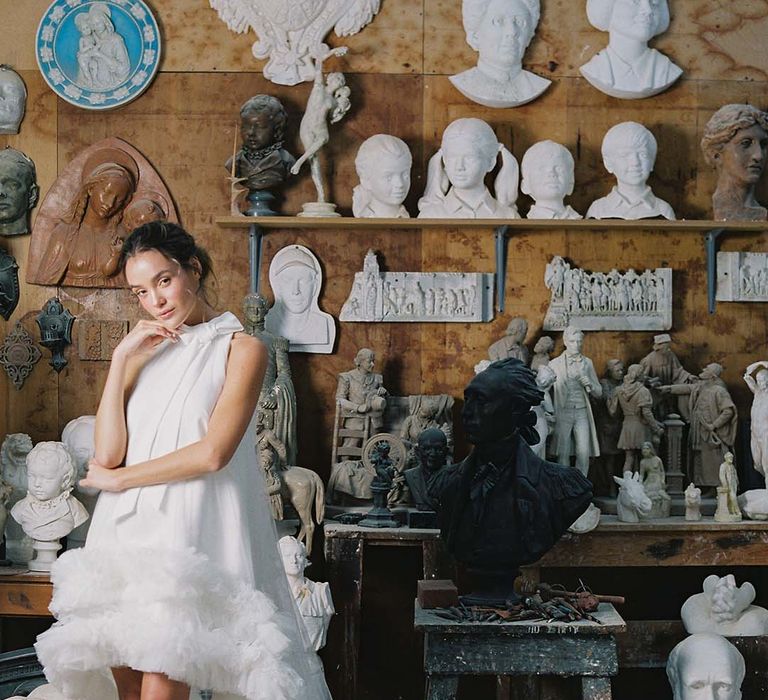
[0,433,33,563]
[488,316,530,363]
[353,135,412,218]
[685,482,702,521]
[279,536,334,652]
[10,442,88,571]
[715,452,742,523]
[614,470,651,523]
[666,633,745,700]
[580,0,682,100]
[418,118,520,219]
[522,141,582,219]
[265,244,336,354]
[531,364,556,460]
[450,0,550,108]
[682,574,768,637]
[61,415,99,549]
[0,65,26,134]
[744,360,768,479]
[587,122,675,220]
[73,3,130,91]
[638,441,670,518]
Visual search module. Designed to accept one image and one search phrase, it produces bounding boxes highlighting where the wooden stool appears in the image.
[414,601,625,700]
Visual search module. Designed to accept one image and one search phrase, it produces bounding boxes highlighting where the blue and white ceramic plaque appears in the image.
[36,0,161,110]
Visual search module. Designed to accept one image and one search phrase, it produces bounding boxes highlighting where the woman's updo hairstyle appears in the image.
[118,221,214,298]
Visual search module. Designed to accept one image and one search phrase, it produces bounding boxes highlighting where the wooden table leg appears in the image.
[582,677,612,700]
[426,674,459,700]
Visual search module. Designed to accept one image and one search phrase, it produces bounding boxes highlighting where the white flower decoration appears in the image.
[41,25,55,42]
[111,87,130,100]
[66,0,82,6]
[64,84,83,99]
[130,4,146,19]
[49,68,65,85]
[40,47,54,62]
[50,7,65,22]
[88,93,107,105]
[131,70,148,86]
[143,26,155,42]
[142,49,156,66]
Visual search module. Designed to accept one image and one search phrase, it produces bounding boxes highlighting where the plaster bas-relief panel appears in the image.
[543,256,672,331]
[716,252,768,302]
[340,250,494,323]
[209,0,381,85]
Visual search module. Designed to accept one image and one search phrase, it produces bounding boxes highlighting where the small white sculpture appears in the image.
[0,65,26,135]
[718,252,768,302]
[530,335,554,371]
[580,0,682,100]
[682,574,768,636]
[61,415,99,549]
[449,0,550,108]
[209,0,381,86]
[614,470,651,523]
[279,536,335,651]
[265,244,336,354]
[685,483,702,521]
[0,433,33,563]
[488,317,529,363]
[474,359,492,374]
[353,135,412,218]
[531,364,556,460]
[73,4,131,91]
[418,118,520,219]
[10,442,89,571]
[639,441,670,518]
[568,503,602,534]
[714,452,742,523]
[522,141,582,220]
[744,361,768,479]
[586,122,675,220]
[667,633,745,700]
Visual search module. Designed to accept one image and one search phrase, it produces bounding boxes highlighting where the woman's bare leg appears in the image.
[112,667,142,700]
[141,672,190,700]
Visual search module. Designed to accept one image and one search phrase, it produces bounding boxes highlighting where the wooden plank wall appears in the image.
[2,0,768,484]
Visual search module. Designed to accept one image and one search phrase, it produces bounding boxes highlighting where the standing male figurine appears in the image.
[716,452,742,522]
[593,358,625,493]
[640,333,696,418]
[488,316,529,363]
[335,348,387,449]
[549,326,602,476]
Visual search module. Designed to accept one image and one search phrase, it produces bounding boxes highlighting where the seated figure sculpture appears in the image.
[666,633,745,700]
[352,135,412,218]
[427,358,593,605]
[681,574,768,636]
[586,122,675,220]
[522,141,582,219]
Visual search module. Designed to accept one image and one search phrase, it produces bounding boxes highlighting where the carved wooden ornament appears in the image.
[0,322,42,390]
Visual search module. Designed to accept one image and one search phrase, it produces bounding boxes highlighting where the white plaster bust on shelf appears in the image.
[265,244,336,354]
[449,0,551,108]
[61,415,98,549]
[580,0,682,100]
[0,65,26,135]
[418,118,520,219]
[522,140,582,219]
[667,633,745,700]
[739,489,768,520]
[353,135,412,218]
[586,122,676,220]
[685,482,702,521]
[681,574,768,637]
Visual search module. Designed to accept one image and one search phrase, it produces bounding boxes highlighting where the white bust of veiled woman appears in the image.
[418,118,520,219]
[522,140,582,219]
[353,135,412,218]
[580,0,682,99]
[666,633,745,700]
[586,122,676,220]
[450,0,550,108]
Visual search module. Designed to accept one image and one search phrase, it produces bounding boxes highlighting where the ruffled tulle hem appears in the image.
[34,545,319,700]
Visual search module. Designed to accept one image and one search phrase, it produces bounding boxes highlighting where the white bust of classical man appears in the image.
[0,65,26,134]
[353,135,412,218]
[586,122,675,220]
[579,0,682,99]
[681,574,768,636]
[10,441,89,542]
[522,140,582,219]
[666,633,745,700]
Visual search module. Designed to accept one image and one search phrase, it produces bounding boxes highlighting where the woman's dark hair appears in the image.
[118,221,214,297]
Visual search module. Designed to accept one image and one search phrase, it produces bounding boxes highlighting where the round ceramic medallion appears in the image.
[36,0,161,110]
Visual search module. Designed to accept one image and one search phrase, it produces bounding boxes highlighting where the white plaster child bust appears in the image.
[586,122,676,220]
[666,633,745,700]
[681,574,768,637]
[418,118,520,219]
[450,0,550,108]
[580,0,682,100]
[522,140,583,219]
[61,415,98,549]
[265,244,336,354]
[0,65,26,135]
[279,535,335,652]
[353,135,412,218]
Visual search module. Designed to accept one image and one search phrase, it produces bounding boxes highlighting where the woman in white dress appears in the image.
[35,222,331,700]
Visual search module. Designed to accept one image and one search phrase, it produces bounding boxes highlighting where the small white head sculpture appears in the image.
[418,118,520,219]
[521,140,582,219]
[265,244,336,354]
[61,415,97,495]
[614,470,652,522]
[580,0,682,99]
[0,66,26,134]
[353,135,412,218]
[586,122,675,220]
[681,574,768,636]
[666,633,745,700]
[535,363,557,391]
[449,0,550,108]
[279,534,310,578]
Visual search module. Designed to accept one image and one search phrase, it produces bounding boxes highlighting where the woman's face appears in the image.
[442,138,495,190]
[276,264,316,314]
[90,12,110,35]
[718,124,768,185]
[476,0,533,68]
[609,0,664,43]
[87,173,132,220]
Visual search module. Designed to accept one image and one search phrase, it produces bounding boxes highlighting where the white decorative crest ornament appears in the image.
[209,0,381,86]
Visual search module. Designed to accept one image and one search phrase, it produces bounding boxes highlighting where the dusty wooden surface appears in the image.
[0,572,52,618]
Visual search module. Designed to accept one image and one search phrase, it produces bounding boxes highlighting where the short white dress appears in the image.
[35,312,331,700]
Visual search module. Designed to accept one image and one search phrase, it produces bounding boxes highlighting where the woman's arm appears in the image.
[83,333,267,491]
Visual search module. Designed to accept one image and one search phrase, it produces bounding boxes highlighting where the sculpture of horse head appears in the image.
[614,470,652,523]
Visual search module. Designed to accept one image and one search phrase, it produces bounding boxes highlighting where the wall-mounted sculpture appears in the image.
[27,137,178,288]
[0,247,19,320]
[0,66,26,134]
[209,0,380,86]
[353,135,412,218]
[265,244,335,354]
[580,0,682,99]
[702,104,768,221]
[36,298,75,373]
[0,322,41,390]
[716,252,768,302]
[450,0,550,108]
[341,250,494,322]
[522,141,582,219]
[543,256,672,331]
[0,147,39,237]
[744,360,768,480]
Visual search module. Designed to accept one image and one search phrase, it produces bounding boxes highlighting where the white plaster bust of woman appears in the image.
[522,140,582,219]
[580,0,682,99]
[450,0,550,108]
[418,118,520,219]
[353,135,412,218]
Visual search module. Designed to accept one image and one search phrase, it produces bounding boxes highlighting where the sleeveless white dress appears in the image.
[35,312,331,700]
